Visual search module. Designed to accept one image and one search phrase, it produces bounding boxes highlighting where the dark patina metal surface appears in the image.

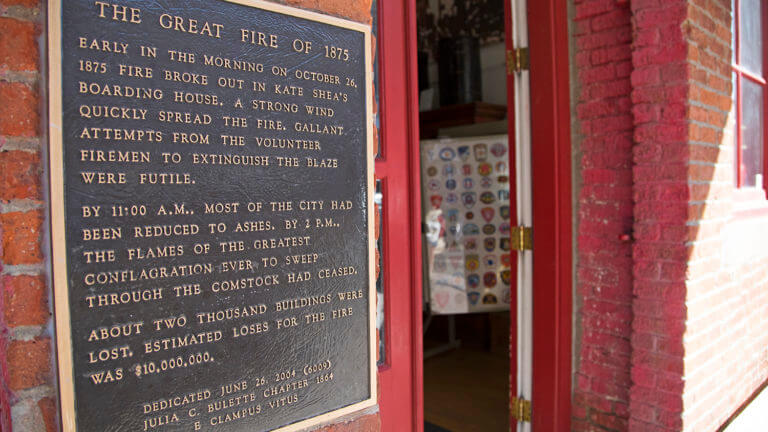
[58,0,370,430]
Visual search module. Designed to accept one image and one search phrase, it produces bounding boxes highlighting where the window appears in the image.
[733,0,768,189]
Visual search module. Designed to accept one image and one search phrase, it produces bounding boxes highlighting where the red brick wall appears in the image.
[571,1,635,430]
[574,0,768,431]
[0,0,57,430]
[0,1,380,431]
[626,0,768,430]
[681,0,768,430]
[628,0,691,429]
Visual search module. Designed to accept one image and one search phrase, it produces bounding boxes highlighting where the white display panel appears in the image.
[421,135,512,314]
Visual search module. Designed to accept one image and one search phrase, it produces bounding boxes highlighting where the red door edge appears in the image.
[504,0,519,430]
[376,0,423,430]
[405,0,424,430]
[528,0,573,430]
[392,0,573,430]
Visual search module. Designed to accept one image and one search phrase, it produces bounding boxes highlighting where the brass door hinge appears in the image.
[510,225,533,251]
[506,47,530,75]
[511,396,532,423]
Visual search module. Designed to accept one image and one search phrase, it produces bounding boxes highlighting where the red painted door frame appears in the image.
[375,0,423,431]
[504,1,519,430]
[377,0,572,430]
[528,0,573,430]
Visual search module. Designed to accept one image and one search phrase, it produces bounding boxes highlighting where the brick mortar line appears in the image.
[688,140,727,149]
[576,98,633,106]
[687,2,732,31]
[693,320,758,341]
[11,385,55,402]
[685,25,730,54]
[687,179,733,186]
[581,78,632,88]
[718,257,768,274]
[0,71,40,86]
[689,137,732,148]
[573,7,629,22]
[684,237,726,248]
[687,198,735,205]
[689,0,729,16]
[0,5,42,22]
[685,306,763,342]
[575,108,631,118]
[633,262,688,271]
[686,218,731,227]
[579,361,631,374]
[689,82,731,100]
[684,347,754,393]
[578,297,634,307]
[687,99,731,116]
[583,132,633,140]
[686,60,731,82]
[686,298,741,320]
[0,135,42,152]
[0,199,44,213]
[686,408,734,432]
[575,36,632,50]
[0,264,46,276]
[687,160,719,167]
[578,287,632,298]
[9,325,46,341]
[687,118,729,130]
[684,238,729,251]
[580,116,633,124]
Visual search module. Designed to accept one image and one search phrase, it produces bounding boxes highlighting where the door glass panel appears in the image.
[741,78,764,186]
[739,0,763,75]
[375,179,387,365]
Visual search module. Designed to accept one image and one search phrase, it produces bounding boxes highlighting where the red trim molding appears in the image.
[528,0,573,430]
[405,0,425,430]
[376,1,423,430]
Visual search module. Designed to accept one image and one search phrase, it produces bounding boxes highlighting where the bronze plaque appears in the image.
[48,1,374,430]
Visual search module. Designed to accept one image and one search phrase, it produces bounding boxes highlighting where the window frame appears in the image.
[733,0,768,192]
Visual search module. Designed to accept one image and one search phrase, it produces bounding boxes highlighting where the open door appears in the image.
[505,0,532,430]
[509,0,574,429]
[377,0,525,430]
[377,0,572,431]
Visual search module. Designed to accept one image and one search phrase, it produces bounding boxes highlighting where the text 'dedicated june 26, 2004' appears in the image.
[48,1,375,431]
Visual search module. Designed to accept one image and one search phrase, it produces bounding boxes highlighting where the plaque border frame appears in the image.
[47,1,376,430]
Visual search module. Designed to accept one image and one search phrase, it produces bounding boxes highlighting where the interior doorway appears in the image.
[416,1,515,431]
[375,0,572,430]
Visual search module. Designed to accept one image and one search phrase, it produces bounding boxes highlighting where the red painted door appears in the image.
[508,0,575,428]
[375,1,422,431]
[376,0,522,430]
[375,0,574,429]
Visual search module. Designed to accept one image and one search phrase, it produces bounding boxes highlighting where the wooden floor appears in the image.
[423,345,510,432]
